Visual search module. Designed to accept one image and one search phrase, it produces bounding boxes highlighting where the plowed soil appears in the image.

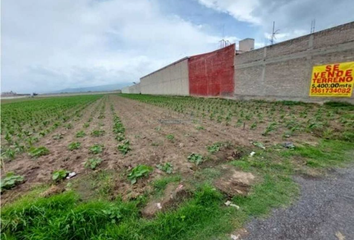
[1,95,316,204]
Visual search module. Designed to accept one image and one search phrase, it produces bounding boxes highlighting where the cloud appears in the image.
[197,0,261,24]
[2,0,227,93]
[197,0,354,43]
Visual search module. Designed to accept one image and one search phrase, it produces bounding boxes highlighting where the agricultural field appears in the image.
[1,94,354,239]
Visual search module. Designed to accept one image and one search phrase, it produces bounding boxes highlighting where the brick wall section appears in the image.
[234,21,354,103]
[266,36,309,58]
[189,44,235,96]
[234,48,263,65]
[313,23,354,49]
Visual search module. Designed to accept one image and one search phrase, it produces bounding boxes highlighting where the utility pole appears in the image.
[310,19,316,33]
[270,21,280,45]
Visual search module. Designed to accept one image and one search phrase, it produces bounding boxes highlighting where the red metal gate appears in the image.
[188,44,235,96]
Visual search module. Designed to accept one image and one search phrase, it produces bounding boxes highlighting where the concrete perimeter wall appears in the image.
[121,83,141,94]
[234,21,354,103]
[140,58,189,95]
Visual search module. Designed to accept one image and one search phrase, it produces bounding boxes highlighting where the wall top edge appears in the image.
[190,44,235,60]
[235,21,354,56]
[140,57,189,79]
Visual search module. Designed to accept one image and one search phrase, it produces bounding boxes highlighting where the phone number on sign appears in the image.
[311,88,351,94]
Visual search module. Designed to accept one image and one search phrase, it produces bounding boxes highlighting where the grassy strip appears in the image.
[3,139,353,239]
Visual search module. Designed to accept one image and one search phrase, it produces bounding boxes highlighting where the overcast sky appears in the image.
[2,0,354,93]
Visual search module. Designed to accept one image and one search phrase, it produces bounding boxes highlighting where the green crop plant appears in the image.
[250,122,258,130]
[117,140,131,155]
[196,125,204,130]
[4,133,13,145]
[84,158,102,170]
[75,131,86,138]
[2,148,16,160]
[23,130,32,136]
[207,143,221,154]
[68,142,81,151]
[83,123,90,128]
[113,117,125,134]
[262,122,277,136]
[52,170,69,182]
[128,165,153,184]
[52,133,64,140]
[65,123,73,129]
[89,144,104,154]
[115,133,125,142]
[14,142,25,153]
[39,130,46,137]
[188,153,203,166]
[26,136,39,146]
[166,134,175,141]
[62,116,70,122]
[29,146,49,158]
[91,130,105,137]
[156,162,173,174]
[0,172,24,192]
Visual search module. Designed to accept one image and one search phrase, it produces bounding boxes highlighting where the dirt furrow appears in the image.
[112,96,242,174]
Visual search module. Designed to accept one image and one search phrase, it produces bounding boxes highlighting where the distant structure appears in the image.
[1,91,31,98]
[239,38,255,52]
[1,91,17,97]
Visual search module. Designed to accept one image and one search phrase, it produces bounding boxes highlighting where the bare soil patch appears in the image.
[142,182,191,218]
[214,165,257,197]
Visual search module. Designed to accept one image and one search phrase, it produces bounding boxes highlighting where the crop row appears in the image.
[1,95,103,161]
[110,103,131,155]
[121,94,354,142]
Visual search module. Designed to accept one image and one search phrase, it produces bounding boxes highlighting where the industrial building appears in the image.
[122,21,354,103]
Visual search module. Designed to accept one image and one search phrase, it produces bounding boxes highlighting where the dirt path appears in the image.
[241,165,354,240]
